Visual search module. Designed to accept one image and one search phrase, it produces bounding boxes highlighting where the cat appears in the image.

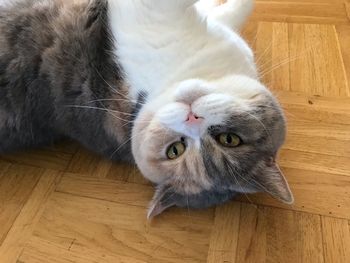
[0,0,294,218]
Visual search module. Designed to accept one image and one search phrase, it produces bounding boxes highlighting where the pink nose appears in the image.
[186,112,203,124]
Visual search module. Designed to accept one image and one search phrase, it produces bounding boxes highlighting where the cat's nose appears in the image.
[186,112,203,125]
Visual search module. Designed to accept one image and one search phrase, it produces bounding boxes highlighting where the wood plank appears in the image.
[236,204,324,263]
[321,216,350,263]
[0,148,73,171]
[252,22,292,89]
[0,170,61,263]
[284,133,350,158]
[250,23,349,97]
[0,165,43,245]
[207,202,241,263]
[276,90,350,109]
[345,0,350,18]
[43,191,214,230]
[239,167,350,220]
[56,173,153,207]
[66,148,105,175]
[276,92,350,125]
[252,1,349,25]
[335,25,350,95]
[286,119,350,141]
[270,22,290,91]
[19,236,147,263]
[0,160,10,174]
[30,192,213,263]
[107,162,149,185]
[256,0,344,3]
[279,149,350,176]
[66,147,151,184]
[254,22,273,85]
[289,24,348,97]
[283,103,350,125]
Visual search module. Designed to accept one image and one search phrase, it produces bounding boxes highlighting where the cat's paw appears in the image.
[209,0,255,30]
[154,0,198,11]
[225,0,254,14]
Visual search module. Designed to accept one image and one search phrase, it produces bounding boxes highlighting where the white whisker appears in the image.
[64,105,135,123]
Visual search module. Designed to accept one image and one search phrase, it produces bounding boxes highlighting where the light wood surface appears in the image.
[1,0,350,262]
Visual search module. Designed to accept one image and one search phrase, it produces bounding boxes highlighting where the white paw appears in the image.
[225,0,254,14]
[156,0,198,11]
[209,0,254,30]
[196,0,217,14]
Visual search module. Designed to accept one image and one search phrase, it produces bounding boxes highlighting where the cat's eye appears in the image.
[167,142,186,160]
[217,133,242,148]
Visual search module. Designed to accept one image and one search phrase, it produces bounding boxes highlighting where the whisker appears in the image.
[65,105,138,117]
[87,98,139,104]
[186,195,193,223]
[109,133,137,159]
[254,104,296,119]
[224,155,282,204]
[258,45,315,79]
[226,163,255,206]
[255,41,273,66]
[64,105,135,123]
[247,111,273,146]
[259,56,299,79]
[224,161,265,213]
[92,64,130,100]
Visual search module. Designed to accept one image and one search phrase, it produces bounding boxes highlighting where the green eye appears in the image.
[218,133,241,147]
[167,142,186,160]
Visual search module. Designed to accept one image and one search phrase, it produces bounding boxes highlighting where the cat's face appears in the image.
[132,75,293,218]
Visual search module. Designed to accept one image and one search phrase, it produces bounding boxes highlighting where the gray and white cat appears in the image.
[0,0,294,218]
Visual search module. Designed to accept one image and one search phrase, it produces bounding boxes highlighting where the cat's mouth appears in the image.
[182,112,205,139]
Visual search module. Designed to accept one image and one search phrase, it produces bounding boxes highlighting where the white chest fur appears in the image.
[108,0,257,100]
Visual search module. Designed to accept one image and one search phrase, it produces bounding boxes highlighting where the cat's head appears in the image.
[132,75,293,218]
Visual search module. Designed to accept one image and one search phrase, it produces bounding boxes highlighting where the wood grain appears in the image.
[0,166,43,245]
[289,24,348,97]
[252,1,350,25]
[321,217,350,263]
[0,170,61,263]
[0,147,73,171]
[239,167,350,219]
[236,204,324,263]
[28,191,213,263]
[207,202,241,263]
[1,0,350,262]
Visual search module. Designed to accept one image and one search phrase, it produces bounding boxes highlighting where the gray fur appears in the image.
[0,0,134,162]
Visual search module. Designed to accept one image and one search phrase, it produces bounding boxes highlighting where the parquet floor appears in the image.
[1,0,350,262]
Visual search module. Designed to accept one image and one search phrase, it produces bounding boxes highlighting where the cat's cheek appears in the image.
[131,112,166,184]
[137,162,163,184]
[132,144,160,184]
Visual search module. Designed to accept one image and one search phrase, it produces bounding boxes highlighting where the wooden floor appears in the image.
[1,0,350,262]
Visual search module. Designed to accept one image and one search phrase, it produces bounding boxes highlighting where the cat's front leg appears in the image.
[201,0,255,31]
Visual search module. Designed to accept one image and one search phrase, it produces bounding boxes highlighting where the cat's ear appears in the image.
[255,158,294,204]
[147,185,176,219]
